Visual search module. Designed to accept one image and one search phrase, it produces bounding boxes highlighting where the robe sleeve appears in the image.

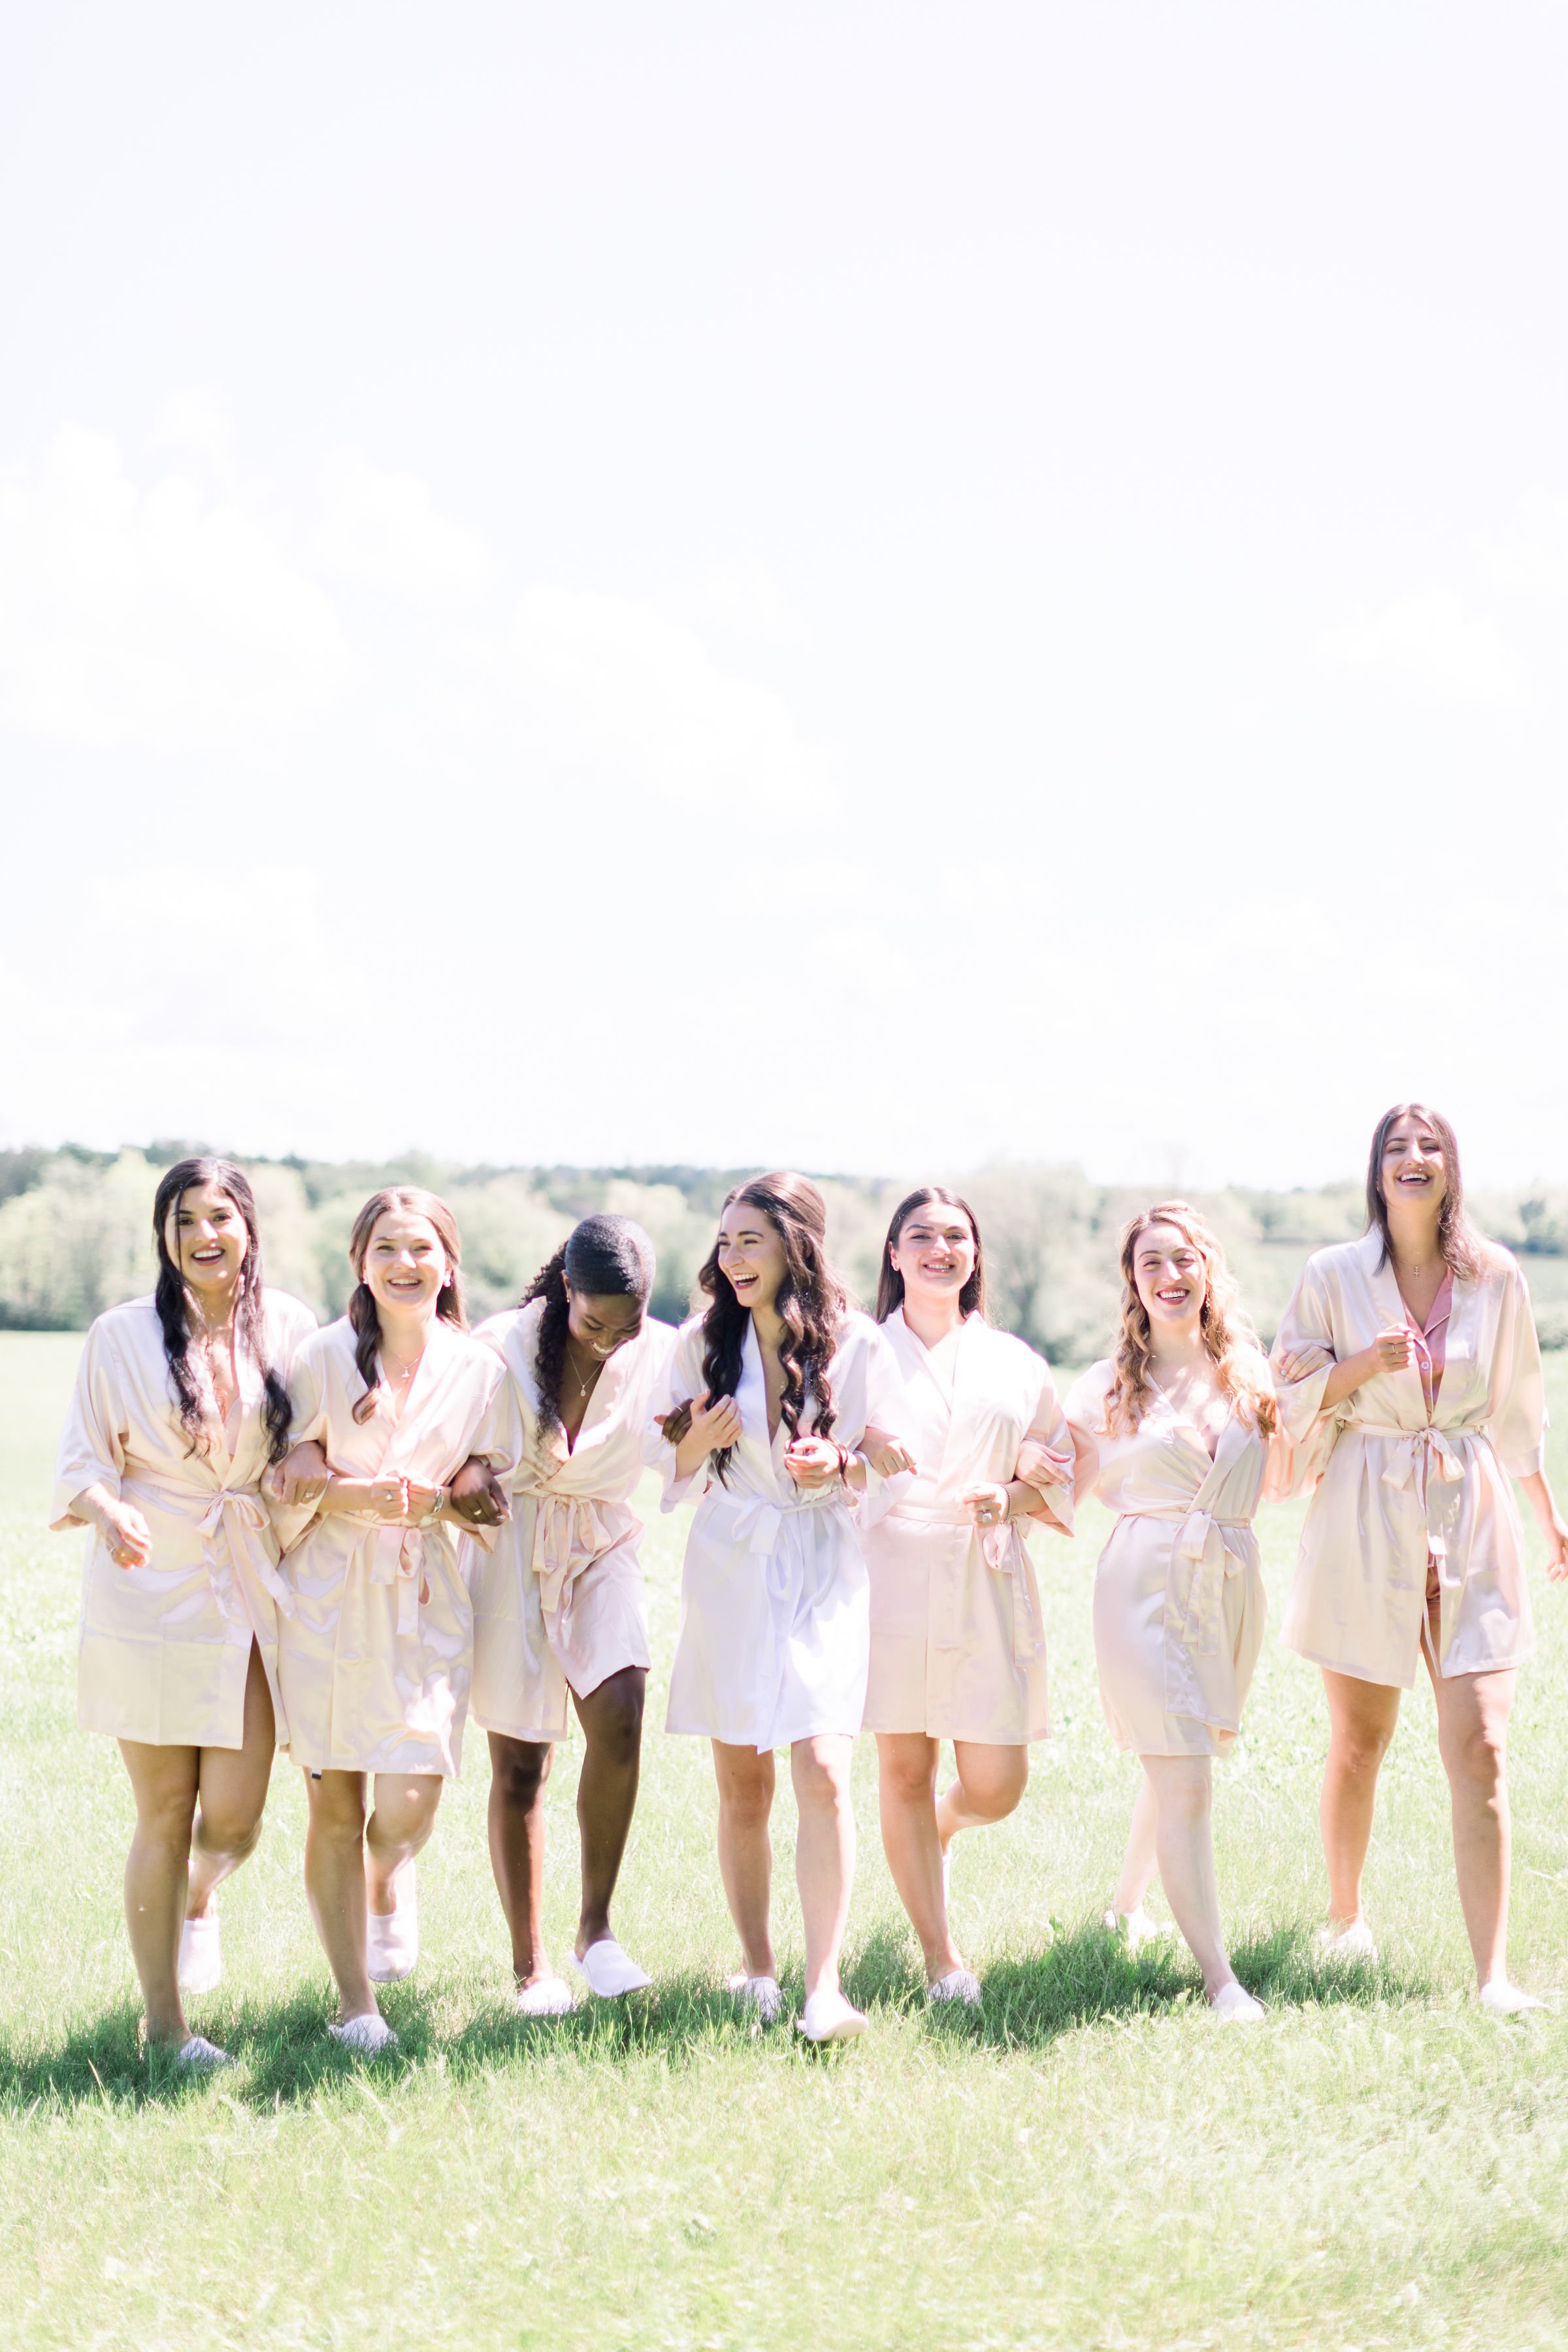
[468,1355,523,1478]
[268,1292,319,1377]
[1061,1362,1112,1507]
[642,1319,709,1511]
[1251,1357,1301,1505]
[1017,1352,1075,1537]
[1268,1255,1343,1494]
[840,1318,915,1531]
[1491,1259,1546,1480]
[50,1320,126,1529]
[267,1333,333,1556]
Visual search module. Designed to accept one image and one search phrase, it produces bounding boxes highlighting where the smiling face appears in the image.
[889,1203,977,1311]
[1131,1221,1209,1337]
[165,1181,248,1299]
[360,1208,450,1322]
[716,1200,789,1315]
[565,1284,644,1358]
[1379,1118,1448,1217]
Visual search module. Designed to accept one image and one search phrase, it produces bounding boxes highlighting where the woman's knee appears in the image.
[958,1756,1028,1822]
[309,1777,367,1845]
[879,1751,937,1806]
[491,1739,553,1810]
[718,1761,776,1831]
[792,1750,852,1816]
[1331,1718,1396,1778]
[195,1797,266,1861]
[1441,1718,1507,1796]
[585,1674,645,1765]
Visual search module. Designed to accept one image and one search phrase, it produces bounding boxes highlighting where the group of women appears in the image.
[52,1102,1568,2068]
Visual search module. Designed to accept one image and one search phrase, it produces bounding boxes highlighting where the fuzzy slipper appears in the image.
[570,1938,653,1998]
[178,1913,223,1995]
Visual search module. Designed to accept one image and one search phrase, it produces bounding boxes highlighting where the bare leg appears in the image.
[186,1643,276,1919]
[711,1741,777,1979]
[935,1741,1029,1852]
[570,1667,645,1957]
[1141,1754,1237,2001]
[1109,1767,1161,1918]
[116,1741,200,2047]
[487,1733,554,1984]
[1429,1659,1516,1989]
[875,1733,964,1982]
[302,1771,376,2023]
[365,1772,444,1915]
[1320,1669,1403,1926]
[791,1735,857,2001]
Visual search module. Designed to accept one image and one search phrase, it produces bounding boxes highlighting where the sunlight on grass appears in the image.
[3,1334,1568,2347]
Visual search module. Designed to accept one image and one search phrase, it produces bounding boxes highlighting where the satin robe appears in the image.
[1271,1230,1546,1687]
[861,1310,1074,1742]
[52,1290,317,1748]
[463,1301,673,1742]
[1064,1356,1287,1757]
[276,1317,512,1776]
[645,1310,912,1750]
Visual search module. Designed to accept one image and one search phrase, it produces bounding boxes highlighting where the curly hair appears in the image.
[874,1186,987,1322]
[1364,1102,1487,1281]
[152,1158,293,1465]
[522,1213,655,1440]
[1105,1200,1275,1439]
[696,1172,845,1482]
[346,1188,466,1424]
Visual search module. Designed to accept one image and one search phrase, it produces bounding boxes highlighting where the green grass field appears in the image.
[4,1333,1568,2349]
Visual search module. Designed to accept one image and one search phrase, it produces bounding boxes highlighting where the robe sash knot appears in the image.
[527,1489,615,1648]
[123,1474,293,1630]
[1113,1501,1256,1727]
[358,1518,451,1637]
[1354,1420,1474,1568]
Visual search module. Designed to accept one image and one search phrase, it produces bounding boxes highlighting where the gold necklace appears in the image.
[565,1343,602,1399]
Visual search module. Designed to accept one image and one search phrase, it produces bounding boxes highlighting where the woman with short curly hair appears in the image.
[1057,1201,1288,2022]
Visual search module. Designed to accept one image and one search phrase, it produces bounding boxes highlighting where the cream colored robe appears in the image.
[861,1310,1073,1743]
[1271,1231,1545,1687]
[53,1290,317,1748]
[276,1316,512,1776]
[1064,1355,1288,1756]
[645,1309,913,1750]
[463,1302,673,1742]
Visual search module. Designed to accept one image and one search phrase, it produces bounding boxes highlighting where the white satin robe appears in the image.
[52,1290,317,1748]
[862,1310,1074,1743]
[463,1301,673,1742]
[1271,1231,1546,1687]
[1064,1356,1288,1757]
[276,1317,512,1776]
[646,1310,913,1750]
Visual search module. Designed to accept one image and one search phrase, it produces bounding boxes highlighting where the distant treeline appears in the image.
[5,1145,1568,1363]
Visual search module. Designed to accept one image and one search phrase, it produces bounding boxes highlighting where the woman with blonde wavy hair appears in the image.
[1048,1201,1289,2022]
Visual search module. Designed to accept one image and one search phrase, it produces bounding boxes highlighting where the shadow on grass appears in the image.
[0,1921,1434,2110]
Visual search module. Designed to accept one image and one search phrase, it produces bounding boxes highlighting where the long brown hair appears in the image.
[875,1186,987,1322]
[151,1157,292,1463]
[697,1172,845,1482]
[347,1187,466,1424]
[1106,1200,1274,1438]
[1364,1102,1486,1281]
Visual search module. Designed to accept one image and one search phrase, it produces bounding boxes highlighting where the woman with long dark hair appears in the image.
[463,1214,671,2014]
[861,1188,1074,2004]
[645,1173,911,2044]
[1060,1203,1289,2022]
[270,1188,514,2053]
[1273,1104,1568,2010]
[52,1158,315,2066]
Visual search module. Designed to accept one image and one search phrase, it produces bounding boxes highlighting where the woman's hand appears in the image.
[861,1425,917,1477]
[270,1440,330,1508]
[1014,1439,1071,1489]
[1275,1341,1332,1383]
[95,1495,153,1569]
[673,1391,743,1478]
[1365,1328,1418,1375]
[783,1434,843,1491]
[1520,1472,1568,1581]
[447,1458,511,1527]
[961,1481,1011,1531]
[402,1480,451,1528]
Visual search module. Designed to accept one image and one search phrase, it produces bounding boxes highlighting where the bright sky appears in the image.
[3,3,1566,1190]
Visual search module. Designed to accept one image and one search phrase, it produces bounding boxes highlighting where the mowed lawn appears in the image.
[4,1334,1568,2350]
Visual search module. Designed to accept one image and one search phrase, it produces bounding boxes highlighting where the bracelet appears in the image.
[431,1488,447,1517]
[833,1443,852,1482]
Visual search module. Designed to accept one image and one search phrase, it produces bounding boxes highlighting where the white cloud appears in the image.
[0,423,350,751]
[1320,586,1526,709]
[310,446,496,600]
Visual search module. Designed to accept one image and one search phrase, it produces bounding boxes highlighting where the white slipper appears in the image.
[798,1989,868,2044]
[1103,1906,1169,1957]
[1210,1982,1266,2025]
[178,1912,222,1995]
[727,1972,783,2024]
[928,1967,982,2008]
[174,2033,234,2070]
[1316,1917,1377,1963]
[329,2012,398,2055]
[1480,1980,1546,2017]
[515,1975,576,2017]
[367,1869,419,1983]
[570,1937,653,1999]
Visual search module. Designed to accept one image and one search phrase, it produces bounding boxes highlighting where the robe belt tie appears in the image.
[1119,1505,1253,1666]
[523,1490,615,1644]
[123,1477,293,1626]
[716,1486,841,1562]
[365,1520,452,1637]
[1354,1422,1473,1563]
